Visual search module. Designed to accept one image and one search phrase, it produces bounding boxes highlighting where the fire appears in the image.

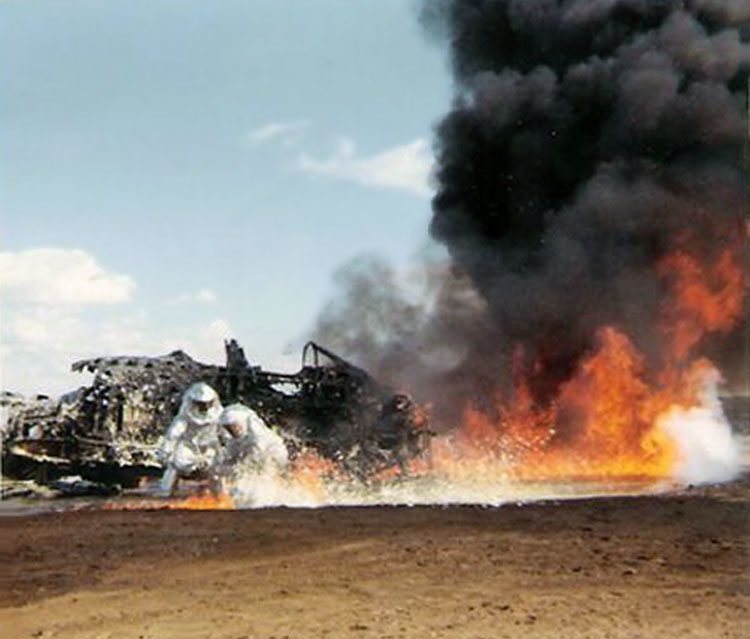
[520,327,679,480]
[102,242,744,500]
[290,449,339,499]
[659,247,744,361]
[445,240,745,484]
[172,492,235,510]
[103,491,235,511]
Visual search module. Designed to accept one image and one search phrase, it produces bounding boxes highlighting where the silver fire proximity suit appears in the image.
[159,382,223,496]
[217,403,289,475]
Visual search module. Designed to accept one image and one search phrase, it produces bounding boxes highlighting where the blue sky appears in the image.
[0,0,453,394]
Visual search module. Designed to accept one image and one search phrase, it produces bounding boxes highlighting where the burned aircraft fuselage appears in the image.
[2,341,431,485]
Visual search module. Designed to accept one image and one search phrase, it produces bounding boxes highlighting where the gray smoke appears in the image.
[313,1,749,426]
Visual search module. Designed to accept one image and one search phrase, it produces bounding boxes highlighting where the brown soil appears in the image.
[1,479,749,639]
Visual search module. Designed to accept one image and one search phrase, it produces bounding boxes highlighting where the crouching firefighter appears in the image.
[216,404,289,477]
[159,382,224,497]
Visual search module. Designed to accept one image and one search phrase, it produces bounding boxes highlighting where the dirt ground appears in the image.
[1,476,748,639]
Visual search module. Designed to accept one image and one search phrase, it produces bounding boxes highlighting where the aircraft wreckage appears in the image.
[1,340,433,491]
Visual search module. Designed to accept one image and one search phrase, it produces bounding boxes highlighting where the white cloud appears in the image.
[197,289,217,303]
[296,137,433,198]
[159,318,235,366]
[4,306,84,351]
[0,248,135,306]
[0,247,235,395]
[203,318,232,340]
[169,288,218,305]
[249,120,310,145]
[248,121,435,198]
[2,307,236,396]
[1,306,150,395]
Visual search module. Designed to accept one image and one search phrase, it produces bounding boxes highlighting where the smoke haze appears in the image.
[313,0,749,426]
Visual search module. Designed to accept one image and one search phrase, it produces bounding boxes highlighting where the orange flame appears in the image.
[104,240,744,497]
[173,492,235,510]
[659,247,743,360]
[103,490,235,511]
[290,449,339,499]
[446,238,745,484]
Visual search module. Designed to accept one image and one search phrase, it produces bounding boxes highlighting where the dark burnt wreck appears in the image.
[1,341,432,488]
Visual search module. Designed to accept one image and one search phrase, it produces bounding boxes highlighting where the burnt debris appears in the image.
[1,341,432,488]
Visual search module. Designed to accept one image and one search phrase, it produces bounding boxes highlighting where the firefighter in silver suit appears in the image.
[159,382,223,496]
[217,404,289,476]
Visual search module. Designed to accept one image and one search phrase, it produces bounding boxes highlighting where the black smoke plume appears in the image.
[314,0,749,427]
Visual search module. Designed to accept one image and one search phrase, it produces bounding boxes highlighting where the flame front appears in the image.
[104,491,235,511]
[443,239,745,484]
[103,240,744,509]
